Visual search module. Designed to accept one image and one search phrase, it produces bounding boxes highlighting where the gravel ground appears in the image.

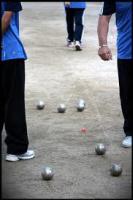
[1,2,132,199]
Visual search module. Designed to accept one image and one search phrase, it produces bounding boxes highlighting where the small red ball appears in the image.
[82,128,86,132]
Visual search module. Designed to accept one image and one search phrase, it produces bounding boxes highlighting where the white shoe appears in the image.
[67,41,74,48]
[122,136,132,148]
[75,41,82,51]
[6,150,35,162]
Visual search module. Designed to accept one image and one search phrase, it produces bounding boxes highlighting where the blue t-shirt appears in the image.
[99,2,132,59]
[64,2,86,9]
[1,2,27,61]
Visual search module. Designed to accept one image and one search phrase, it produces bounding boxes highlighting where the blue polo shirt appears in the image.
[64,2,86,9]
[99,2,132,59]
[1,2,27,61]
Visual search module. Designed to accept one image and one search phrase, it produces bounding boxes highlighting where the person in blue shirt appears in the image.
[1,2,35,161]
[97,2,132,147]
[64,2,86,51]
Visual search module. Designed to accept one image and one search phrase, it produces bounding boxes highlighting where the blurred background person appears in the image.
[64,2,86,51]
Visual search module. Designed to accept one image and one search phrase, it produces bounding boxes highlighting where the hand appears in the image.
[98,46,112,61]
[65,2,70,6]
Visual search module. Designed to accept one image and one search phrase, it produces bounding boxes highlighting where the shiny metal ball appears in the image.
[76,103,85,112]
[95,143,106,155]
[78,99,85,105]
[57,104,66,113]
[37,100,45,110]
[41,167,54,180]
[110,164,122,176]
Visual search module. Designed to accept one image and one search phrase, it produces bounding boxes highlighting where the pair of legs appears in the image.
[65,7,85,49]
[117,59,133,147]
[0,59,34,161]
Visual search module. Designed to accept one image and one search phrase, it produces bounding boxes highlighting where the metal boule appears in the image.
[95,143,106,155]
[78,99,85,105]
[41,167,54,180]
[110,164,122,176]
[37,100,45,110]
[76,103,85,112]
[57,104,66,113]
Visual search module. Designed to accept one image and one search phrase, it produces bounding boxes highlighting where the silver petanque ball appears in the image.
[78,99,85,105]
[110,164,122,176]
[37,100,45,110]
[95,143,106,155]
[41,167,54,180]
[76,103,85,112]
[57,104,66,113]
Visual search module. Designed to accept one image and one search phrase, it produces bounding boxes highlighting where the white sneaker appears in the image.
[122,136,132,148]
[75,41,82,51]
[6,150,35,162]
[67,41,74,48]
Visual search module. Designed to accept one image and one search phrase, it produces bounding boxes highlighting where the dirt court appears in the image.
[1,2,132,199]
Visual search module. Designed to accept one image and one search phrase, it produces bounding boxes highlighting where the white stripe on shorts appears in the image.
[99,2,104,15]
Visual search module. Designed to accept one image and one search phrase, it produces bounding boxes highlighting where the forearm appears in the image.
[97,15,111,46]
[2,11,13,35]
[97,15,113,61]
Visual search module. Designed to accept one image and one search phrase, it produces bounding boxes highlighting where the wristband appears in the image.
[99,44,108,48]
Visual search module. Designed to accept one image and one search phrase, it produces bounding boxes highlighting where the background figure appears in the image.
[64,2,86,51]
[1,2,35,161]
[97,2,132,147]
